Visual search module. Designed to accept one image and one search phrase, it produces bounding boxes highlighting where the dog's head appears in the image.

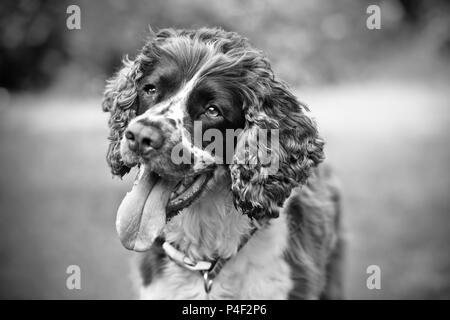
[102,28,324,251]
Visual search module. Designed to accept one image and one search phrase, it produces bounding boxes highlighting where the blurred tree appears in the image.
[0,0,69,90]
[0,0,448,92]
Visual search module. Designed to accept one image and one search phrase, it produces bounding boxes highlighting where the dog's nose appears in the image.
[125,122,164,153]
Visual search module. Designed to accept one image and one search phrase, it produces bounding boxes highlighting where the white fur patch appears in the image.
[139,168,293,299]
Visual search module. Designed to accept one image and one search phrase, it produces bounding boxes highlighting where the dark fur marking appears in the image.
[158,104,170,115]
[140,238,168,286]
[167,118,177,128]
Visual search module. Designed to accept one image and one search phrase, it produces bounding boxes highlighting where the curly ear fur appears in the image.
[230,64,325,219]
[102,33,164,177]
[102,56,141,176]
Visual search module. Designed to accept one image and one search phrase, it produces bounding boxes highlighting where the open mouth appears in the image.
[115,166,213,252]
[167,172,213,218]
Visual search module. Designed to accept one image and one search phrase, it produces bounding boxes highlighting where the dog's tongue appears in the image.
[116,166,176,252]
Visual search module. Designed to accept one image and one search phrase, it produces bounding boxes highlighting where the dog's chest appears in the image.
[139,214,293,299]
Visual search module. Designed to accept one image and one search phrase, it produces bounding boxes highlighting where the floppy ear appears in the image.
[230,81,325,219]
[102,29,181,177]
[102,56,140,177]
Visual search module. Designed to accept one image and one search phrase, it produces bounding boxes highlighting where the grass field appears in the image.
[0,78,449,299]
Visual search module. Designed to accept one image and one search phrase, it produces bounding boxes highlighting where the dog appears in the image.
[102,27,344,299]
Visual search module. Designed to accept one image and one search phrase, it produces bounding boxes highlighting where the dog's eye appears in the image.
[205,105,221,118]
[143,84,157,96]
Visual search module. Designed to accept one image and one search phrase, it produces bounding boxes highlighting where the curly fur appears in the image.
[229,76,325,219]
[102,56,139,176]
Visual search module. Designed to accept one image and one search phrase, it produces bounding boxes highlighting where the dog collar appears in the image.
[160,217,268,294]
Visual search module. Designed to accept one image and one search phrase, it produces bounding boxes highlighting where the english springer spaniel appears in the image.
[102,27,344,299]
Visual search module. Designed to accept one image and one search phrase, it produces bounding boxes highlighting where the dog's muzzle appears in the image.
[116,99,216,252]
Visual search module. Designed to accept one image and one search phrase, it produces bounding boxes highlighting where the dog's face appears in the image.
[102,28,324,251]
[120,46,245,179]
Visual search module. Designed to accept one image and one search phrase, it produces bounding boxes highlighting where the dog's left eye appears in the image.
[205,105,221,118]
[143,84,157,96]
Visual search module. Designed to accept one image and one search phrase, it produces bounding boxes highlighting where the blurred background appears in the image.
[0,0,449,299]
